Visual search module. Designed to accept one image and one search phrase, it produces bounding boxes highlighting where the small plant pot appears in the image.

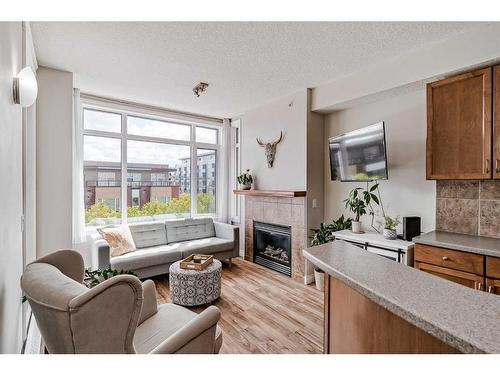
[314,268,325,292]
[383,228,397,240]
[351,221,362,233]
[240,183,251,190]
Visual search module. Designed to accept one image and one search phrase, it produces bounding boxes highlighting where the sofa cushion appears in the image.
[165,218,215,244]
[177,237,234,258]
[129,222,168,249]
[110,244,183,271]
[97,225,136,257]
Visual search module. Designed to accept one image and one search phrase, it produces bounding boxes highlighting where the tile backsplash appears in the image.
[436,180,500,237]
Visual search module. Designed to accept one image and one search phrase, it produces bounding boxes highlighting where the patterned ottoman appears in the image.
[169,259,222,306]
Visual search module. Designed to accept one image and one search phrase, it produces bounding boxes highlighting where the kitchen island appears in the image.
[303,240,500,354]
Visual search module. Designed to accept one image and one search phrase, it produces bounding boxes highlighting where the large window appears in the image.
[82,105,220,227]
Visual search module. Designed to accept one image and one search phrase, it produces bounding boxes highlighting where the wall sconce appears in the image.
[193,82,209,98]
[13,66,38,108]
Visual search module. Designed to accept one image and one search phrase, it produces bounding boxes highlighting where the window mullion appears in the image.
[191,125,197,218]
[121,114,128,224]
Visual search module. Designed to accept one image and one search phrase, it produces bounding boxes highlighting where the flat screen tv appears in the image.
[329,122,388,182]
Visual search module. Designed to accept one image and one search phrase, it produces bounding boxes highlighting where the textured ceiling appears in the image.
[31,22,486,118]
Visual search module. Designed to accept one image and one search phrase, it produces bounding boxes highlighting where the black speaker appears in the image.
[403,216,421,241]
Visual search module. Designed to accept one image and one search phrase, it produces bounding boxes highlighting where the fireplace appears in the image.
[253,221,292,276]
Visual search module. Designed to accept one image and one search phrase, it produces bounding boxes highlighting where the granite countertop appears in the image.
[303,240,500,354]
[414,230,500,257]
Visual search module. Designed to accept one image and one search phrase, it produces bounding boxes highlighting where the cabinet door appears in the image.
[427,67,492,179]
[493,66,500,178]
[415,261,485,290]
[486,278,500,295]
[414,244,483,274]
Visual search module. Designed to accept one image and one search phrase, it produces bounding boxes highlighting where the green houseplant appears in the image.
[237,169,253,190]
[310,215,352,292]
[84,268,138,288]
[344,184,380,233]
[310,223,334,246]
[382,215,400,240]
[310,215,352,246]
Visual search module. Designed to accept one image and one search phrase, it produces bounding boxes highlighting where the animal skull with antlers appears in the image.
[256,131,284,168]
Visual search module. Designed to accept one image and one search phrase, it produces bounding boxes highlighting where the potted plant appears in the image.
[344,185,379,233]
[237,169,253,190]
[344,188,367,233]
[309,215,352,291]
[330,214,353,233]
[382,215,400,240]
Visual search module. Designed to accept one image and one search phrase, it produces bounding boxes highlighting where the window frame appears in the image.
[229,119,241,223]
[82,99,222,226]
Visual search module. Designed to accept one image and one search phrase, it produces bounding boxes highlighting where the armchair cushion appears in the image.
[134,304,222,354]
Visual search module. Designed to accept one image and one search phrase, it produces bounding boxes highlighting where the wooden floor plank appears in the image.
[152,257,323,354]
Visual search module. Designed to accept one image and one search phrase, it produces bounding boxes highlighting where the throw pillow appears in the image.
[97,225,137,258]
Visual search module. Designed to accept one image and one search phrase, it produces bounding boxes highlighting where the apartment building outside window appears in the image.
[82,101,220,227]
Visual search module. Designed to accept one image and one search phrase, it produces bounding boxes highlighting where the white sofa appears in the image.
[93,218,239,278]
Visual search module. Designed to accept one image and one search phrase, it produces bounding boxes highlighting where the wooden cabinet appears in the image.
[486,278,500,295]
[415,261,484,290]
[324,276,460,353]
[486,255,500,279]
[427,67,492,179]
[493,66,500,178]
[415,244,500,295]
[415,244,485,291]
[414,244,483,274]
[485,256,500,295]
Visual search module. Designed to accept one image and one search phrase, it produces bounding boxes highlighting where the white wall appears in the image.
[323,88,435,233]
[313,23,500,112]
[36,67,74,257]
[0,22,24,354]
[240,90,307,191]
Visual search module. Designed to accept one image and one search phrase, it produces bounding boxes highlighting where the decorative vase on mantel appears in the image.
[240,182,252,190]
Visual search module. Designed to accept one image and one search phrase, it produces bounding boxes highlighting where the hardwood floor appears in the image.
[152,257,324,354]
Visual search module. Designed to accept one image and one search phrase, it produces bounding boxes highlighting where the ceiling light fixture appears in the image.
[13,66,38,108]
[193,82,209,98]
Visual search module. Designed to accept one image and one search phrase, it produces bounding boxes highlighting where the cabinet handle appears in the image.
[496,159,499,174]
[477,282,483,291]
[488,285,494,293]
[442,256,448,261]
[485,159,490,174]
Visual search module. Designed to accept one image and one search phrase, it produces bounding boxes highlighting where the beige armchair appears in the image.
[20,250,223,354]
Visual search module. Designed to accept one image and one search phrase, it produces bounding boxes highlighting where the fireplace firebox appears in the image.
[253,221,292,276]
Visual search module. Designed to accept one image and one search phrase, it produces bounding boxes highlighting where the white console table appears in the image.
[333,230,414,265]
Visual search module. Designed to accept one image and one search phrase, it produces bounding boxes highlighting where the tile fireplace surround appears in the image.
[244,195,307,282]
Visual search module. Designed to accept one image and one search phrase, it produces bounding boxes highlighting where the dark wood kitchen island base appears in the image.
[324,277,460,354]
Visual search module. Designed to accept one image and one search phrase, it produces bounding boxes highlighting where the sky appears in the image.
[83,109,217,167]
